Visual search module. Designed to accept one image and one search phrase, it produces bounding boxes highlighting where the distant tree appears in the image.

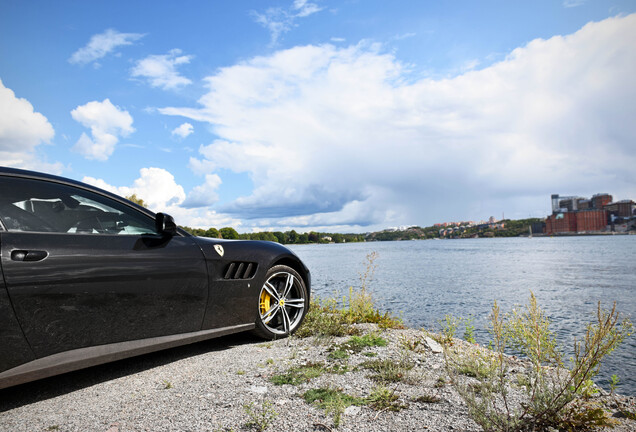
[262,232,278,242]
[179,225,194,235]
[204,228,220,238]
[250,232,268,241]
[273,231,286,244]
[126,194,147,208]
[219,227,239,240]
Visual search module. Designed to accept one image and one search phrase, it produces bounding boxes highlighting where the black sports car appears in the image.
[0,167,310,389]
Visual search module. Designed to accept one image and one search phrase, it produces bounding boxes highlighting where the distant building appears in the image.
[605,200,636,219]
[558,196,585,212]
[544,192,633,235]
[578,199,591,210]
[545,212,577,234]
[551,194,560,213]
[531,222,546,234]
[592,193,613,210]
[575,210,608,232]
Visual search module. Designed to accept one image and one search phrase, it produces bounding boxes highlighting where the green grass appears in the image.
[296,293,403,338]
[361,357,414,383]
[367,386,408,411]
[295,252,403,338]
[243,400,277,432]
[327,333,388,360]
[413,393,441,404]
[327,349,349,360]
[345,333,388,350]
[295,298,352,338]
[269,362,326,386]
[303,387,366,427]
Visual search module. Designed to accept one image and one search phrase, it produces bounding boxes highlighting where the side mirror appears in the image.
[155,213,177,236]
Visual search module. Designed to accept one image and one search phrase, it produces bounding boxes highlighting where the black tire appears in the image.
[253,264,309,339]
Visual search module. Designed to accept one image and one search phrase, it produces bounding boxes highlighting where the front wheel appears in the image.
[253,265,308,339]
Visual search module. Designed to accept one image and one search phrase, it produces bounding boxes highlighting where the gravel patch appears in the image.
[1,326,634,431]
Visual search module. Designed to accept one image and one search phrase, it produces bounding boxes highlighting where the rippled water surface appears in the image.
[290,236,636,395]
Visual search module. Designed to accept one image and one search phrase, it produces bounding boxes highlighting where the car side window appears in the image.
[0,176,158,235]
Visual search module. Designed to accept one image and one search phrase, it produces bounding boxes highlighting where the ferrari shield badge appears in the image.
[214,244,225,257]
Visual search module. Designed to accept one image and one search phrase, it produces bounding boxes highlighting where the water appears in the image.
[289,236,636,395]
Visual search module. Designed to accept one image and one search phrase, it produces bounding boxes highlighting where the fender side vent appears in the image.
[223,262,258,280]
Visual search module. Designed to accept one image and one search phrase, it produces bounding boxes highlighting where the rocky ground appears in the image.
[0,325,634,432]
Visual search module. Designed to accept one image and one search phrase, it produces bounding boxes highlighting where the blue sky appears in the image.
[1,1,635,232]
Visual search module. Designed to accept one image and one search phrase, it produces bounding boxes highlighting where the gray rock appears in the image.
[249,385,268,394]
[344,406,361,416]
[425,336,444,353]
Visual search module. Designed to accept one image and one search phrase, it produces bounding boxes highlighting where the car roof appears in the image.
[0,166,155,218]
[1,166,94,187]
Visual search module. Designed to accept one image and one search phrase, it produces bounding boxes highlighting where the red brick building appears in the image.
[545,210,608,234]
[592,193,612,209]
[544,193,634,235]
[545,212,577,234]
[605,200,636,218]
[575,210,608,232]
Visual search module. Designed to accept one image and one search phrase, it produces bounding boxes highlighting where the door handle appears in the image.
[11,250,49,262]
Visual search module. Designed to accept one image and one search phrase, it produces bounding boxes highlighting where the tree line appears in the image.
[179,226,366,244]
[179,218,543,244]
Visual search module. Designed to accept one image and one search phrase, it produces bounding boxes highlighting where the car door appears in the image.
[0,175,209,358]
[0,262,36,373]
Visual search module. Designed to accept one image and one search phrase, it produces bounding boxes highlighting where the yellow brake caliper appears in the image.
[260,291,271,315]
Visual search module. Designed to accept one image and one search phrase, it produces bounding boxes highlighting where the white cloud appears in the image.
[189,155,217,176]
[131,49,193,90]
[171,122,194,138]
[252,0,324,44]
[162,14,636,230]
[391,32,417,41]
[71,99,134,161]
[563,0,586,8]
[82,168,238,229]
[83,167,185,212]
[69,29,144,66]
[175,208,242,230]
[293,0,323,17]
[183,174,222,208]
[0,78,61,173]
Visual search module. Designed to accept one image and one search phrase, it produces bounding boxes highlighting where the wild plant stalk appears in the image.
[344,251,378,321]
[296,251,402,337]
[243,400,277,432]
[439,314,476,344]
[359,251,378,291]
[446,293,632,432]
